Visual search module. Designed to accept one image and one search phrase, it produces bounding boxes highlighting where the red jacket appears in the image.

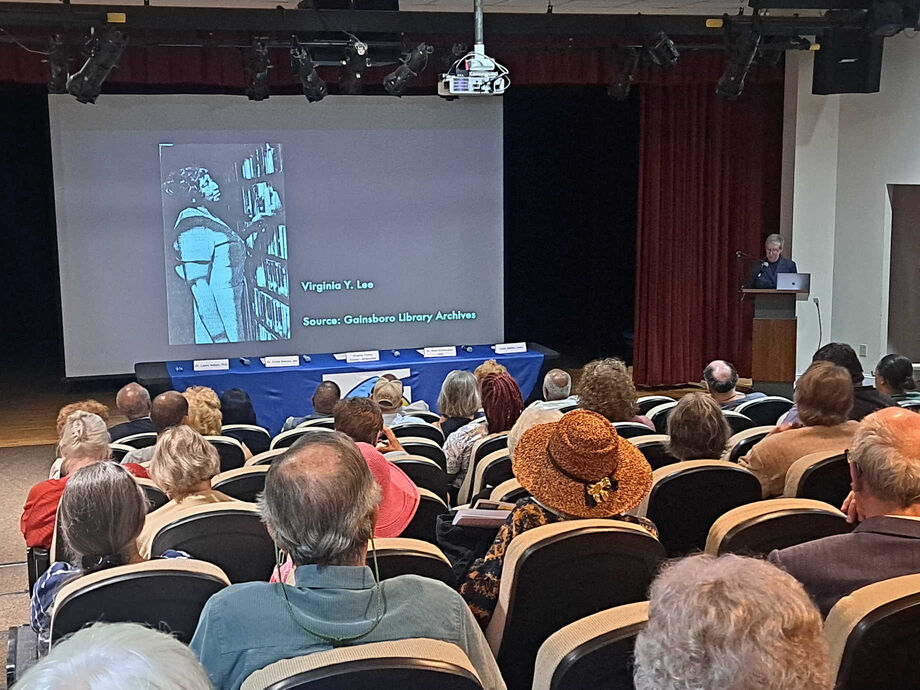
[21,463,149,549]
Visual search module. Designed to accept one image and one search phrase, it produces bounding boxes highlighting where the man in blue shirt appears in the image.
[747,233,798,289]
[703,360,766,410]
[190,431,505,690]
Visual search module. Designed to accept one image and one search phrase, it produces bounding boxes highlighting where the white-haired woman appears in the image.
[437,370,482,440]
[137,425,241,558]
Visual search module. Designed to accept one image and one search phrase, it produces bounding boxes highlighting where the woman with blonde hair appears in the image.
[136,425,241,558]
[182,386,251,459]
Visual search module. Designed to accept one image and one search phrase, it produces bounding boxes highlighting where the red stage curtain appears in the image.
[632,81,784,386]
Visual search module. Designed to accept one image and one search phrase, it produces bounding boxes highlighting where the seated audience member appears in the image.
[874,353,920,402]
[667,392,732,461]
[22,412,148,550]
[769,407,920,617]
[460,409,655,626]
[437,370,482,440]
[474,358,508,386]
[633,554,830,690]
[506,406,564,459]
[372,375,426,427]
[444,372,524,491]
[122,391,190,465]
[281,381,341,431]
[107,383,155,441]
[136,425,241,559]
[15,622,212,690]
[576,358,654,430]
[55,400,109,437]
[30,463,187,647]
[183,385,251,459]
[219,388,258,425]
[740,362,858,497]
[702,359,766,410]
[529,369,579,411]
[190,432,505,690]
[272,397,420,583]
[333,397,403,453]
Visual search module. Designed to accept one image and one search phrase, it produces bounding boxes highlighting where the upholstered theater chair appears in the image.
[636,395,675,417]
[294,417,336,430]
[391,423,445,446]
[366,538,456,588]
[456,434,510,505]
[397,438,448,472]
[270,426,333,451]
[734,396,794,427]
[204,435,246,472]
[221,423,272,455]
[246,448,288,467]
[645,402,677,434]
[149,503,275,583]
[239,639,485,690]
[721,410,755,435]
[117,432,158,450]
[50,559,229,644]
[135,477,169,512]
[108,442,134,462]
[611,422,657,440]
[404,410,442,424]
[489,478,530,504]
[485,520,665,690]
[399,488,449,545]
[635,460,762,557]
[705,498,850,557]
[468,450,513,504]
[533,601,649,690]
[631,435,679,470]
[722,425,775,464]
[783,450,851,507]
[211,465,270,502]
[390,456,448,502]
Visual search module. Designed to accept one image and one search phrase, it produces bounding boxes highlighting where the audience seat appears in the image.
[825,574,920,690]
[221,424,271,455]
[26,547,50,594]
[485,520,666,690]
[117,432,158,449]
[533,601,649,690]
[469,450,513,502]
[406,410,442,424]
[705,498,850,556]
[634,460,762,557]
[399,488,449,545]
[722,425,775,464]
[390,456,448,503]
[398,439,448,473]
[391,423,445,446]
[783,450,850,507]
[246,447,288,466]
[458,434,510,504]
[636,395,675,417]
[204,435,246,473]
[149,503,275,583]
[108,442,134,462]
[239,638,485,690]
[270,426,334,451]
[611,422,656,440]
[294,417,335,430]
[721,410,755,435]
[645,402,677,434]
[367,537,456,588]
[898,400,920,412]
[50,559,230,644]
[489,478,530,504]
[734,396,794,427]
[211,465,269,502]
[631,435,679,470]
[135,477,169,512]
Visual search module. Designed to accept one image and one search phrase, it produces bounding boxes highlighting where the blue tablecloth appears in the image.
[167,345,546,435]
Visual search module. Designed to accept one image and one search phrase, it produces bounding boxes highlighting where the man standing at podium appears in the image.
[747,233,797,289]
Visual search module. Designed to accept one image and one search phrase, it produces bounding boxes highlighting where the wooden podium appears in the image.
[743,289,809,384]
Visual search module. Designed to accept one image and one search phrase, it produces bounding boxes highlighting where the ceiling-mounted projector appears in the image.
[438,0,509,97]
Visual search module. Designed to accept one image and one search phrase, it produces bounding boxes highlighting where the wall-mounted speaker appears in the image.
[812,28,884,95]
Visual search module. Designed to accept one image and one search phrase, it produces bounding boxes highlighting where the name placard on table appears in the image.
[494,342,527,354]
[346,350,380,363]
[193,359,230,371]
[422,346,458,358]
[262,355,301,368]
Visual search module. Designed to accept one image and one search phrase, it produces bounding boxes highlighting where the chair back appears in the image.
[734,396,794,426]
[294,417,335,429]
[117,432,158,449]
[825,574,920,690]
[723,425,775,463]
[270,426,334,450]
[898,400,920,412]
[722,410,755,435]
[457,434,508,504]
[635,460,762,557]
[646,402,677,433]
[490,478,530,504]
[399,488,449,545]
[367,538,456,588]
[470,450,513,500]
[26,547,50,594]
[135,477,169,512]
[221,424,271,455]
[783,451,851,506]
[211,465,270,502]
[109,442,134,462]
[205,435,246,472]
[149,503,275,583]
[534,601,649,690]
[390,456,448,503]
[246,447,288,466]
[239,639,484,690]
[636,395,675,416]
[408,410,442,424]
[398,440,448,473]
[485,520,666,690]
[705,498,851,556]
[391,423,445,446]
[611,422,656,440]
[50,559,229,643]
[631,435,679,470]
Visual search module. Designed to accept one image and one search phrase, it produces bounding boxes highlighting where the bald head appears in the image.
[703,360,738,395]
[851,407,920,509]
[116,383,151,420]
[543,369,572,401]
[312,381,341,416]
[150,391,189,433]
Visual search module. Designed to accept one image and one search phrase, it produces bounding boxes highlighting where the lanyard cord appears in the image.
[274,537,386,647]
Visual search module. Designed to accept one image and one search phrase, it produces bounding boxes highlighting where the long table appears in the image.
[137,343,554,436]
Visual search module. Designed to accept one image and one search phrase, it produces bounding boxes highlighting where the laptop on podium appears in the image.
[776,273,810,292]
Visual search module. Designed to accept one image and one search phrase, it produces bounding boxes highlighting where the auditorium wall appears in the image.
[785,34,920,376]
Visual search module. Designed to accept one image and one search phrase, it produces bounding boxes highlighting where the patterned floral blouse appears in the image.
[459,497,658,627]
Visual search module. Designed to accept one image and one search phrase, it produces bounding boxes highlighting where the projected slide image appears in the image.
[160,143,289,345]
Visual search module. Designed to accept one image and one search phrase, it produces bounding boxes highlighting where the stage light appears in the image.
[646,32,679,67]
[608,48,640,101]
[66,28,127,104]
[291,41,326,103]
[246,39,271,101]
[383,43,433,96]
[46,34,68,94]
[716,30,761,100]
[341,38,368,95]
